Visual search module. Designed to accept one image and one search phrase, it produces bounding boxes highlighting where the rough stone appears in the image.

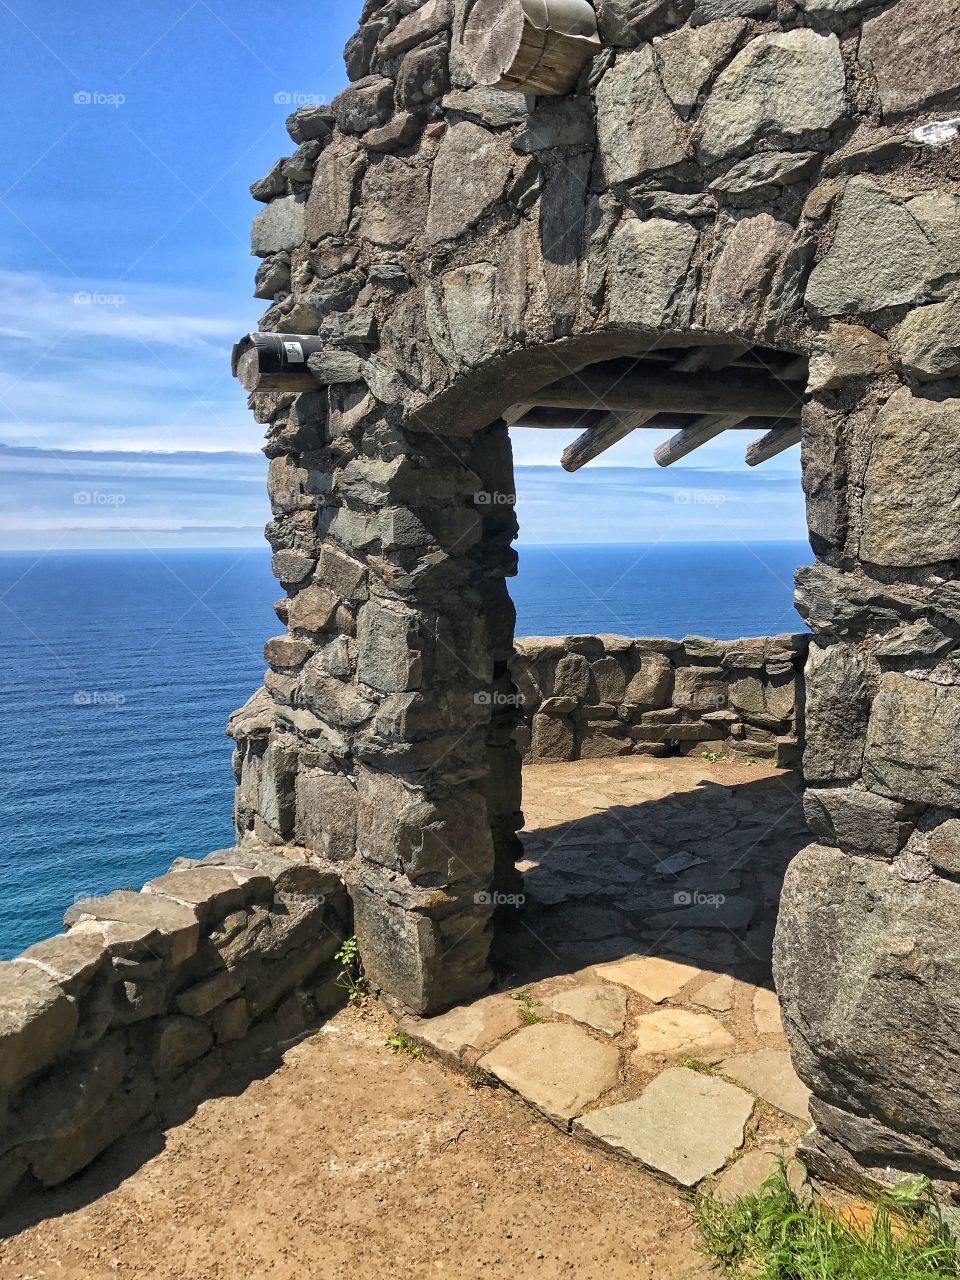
[595,955,702,1002]
[399,993,523,1065]
[574,1067,754,1186]
[720,1049,811,1120]
[624,653,674,707]
[378,0,451,60]
[594,0,694,45]
[864,674,960,809]
[64,890,200,965]
[807,324,890,393]
[361,156,430,247]
[19,931,107,997]
[634,1009,735,1062]
[442,87,529,128]
[304,144,366,241]
[286,105,333,145]
[654,20,745,121]
[478,1022,621,1125]
[514,97,595,152]
[861,390,960,568]
[176,970,243,1018]
[608,218,699,328]
[859,0,960,120]
[693,30,847,167]
[0,962,78,1090]
[806,179,960,318]
[644,896,754,933]
[803,787,916,858]
[596,48,688,184]
[803,643,872,784]
[893,299,960,382]
[426,121,514,243]
[251,196,306,257]
[151,1015,214,1077]
[705,214,793,335]
[775,842,960,1157]
[529,713,575,762]
[545,983,628,1036]
[710,150,819,199]
[333,75,395,135]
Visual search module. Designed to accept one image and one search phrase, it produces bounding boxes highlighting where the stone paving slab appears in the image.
[478,1022,621,1126]
[633,1009,736,1063]
[398,994,523,1067]
[753,987,784,1035]
[594,955,702,1003]
[544,983,628,1037]
[574,1067,755,1187]
[711,1144,804,1203]
[719,1049,812,1121]
[692,974,736,1012]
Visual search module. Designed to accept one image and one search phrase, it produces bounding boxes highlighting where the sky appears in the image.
[0,0,806,549]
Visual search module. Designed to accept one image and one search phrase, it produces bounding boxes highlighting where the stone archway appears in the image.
[233,0,960,1193]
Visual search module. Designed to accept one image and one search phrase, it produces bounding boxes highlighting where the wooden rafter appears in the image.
[745,423,803,466]
[654,414,750,468]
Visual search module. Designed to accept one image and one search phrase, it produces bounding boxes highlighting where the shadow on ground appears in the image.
[493,766,809,990]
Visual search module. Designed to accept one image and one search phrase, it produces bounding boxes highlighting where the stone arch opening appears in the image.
[229,0,960,1197]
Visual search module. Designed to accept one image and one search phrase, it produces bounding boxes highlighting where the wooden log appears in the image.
[534,365,804,419]
[671,343,749,373]
[745,423,803,467]
[461,0,601,95]
[654,414,749,467]
[232,333,324,393]
[561,410,657,472]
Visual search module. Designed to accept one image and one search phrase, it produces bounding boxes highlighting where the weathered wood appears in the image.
[671,343,750,373]
[561,410,657,472]
[654,415,749,467]
[745,423,803,466]
[461,0,601,95]
[503,402,535,425]
[534,365,804,419]
[232,333,323,393]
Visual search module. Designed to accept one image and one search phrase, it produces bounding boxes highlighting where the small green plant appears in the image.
[692,1163,960,1279]
[701,751,727,764]
[387,1030,427,1059]
[335,935,366,1004]
[680,1057,714,1074]
[510,986,542,1024]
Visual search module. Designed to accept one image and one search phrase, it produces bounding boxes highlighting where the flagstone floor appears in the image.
[400,753,814,1192]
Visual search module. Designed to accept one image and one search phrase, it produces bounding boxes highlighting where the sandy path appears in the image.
[0,1004,715,1280]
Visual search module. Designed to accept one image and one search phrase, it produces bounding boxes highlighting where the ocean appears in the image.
[0,541,808,958]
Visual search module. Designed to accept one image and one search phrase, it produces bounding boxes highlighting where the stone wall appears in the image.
[233,0,958,1195]
[0,844,351,1210]
[512,632,807,764]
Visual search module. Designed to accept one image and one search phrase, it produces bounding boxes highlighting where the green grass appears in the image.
[510,986,543,1025]
[693,1166,960,1279]
[387,1031,427,1059]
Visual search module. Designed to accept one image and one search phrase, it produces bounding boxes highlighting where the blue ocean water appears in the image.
[0,541,808,958]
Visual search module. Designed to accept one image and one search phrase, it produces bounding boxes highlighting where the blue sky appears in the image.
[0,0,805,547]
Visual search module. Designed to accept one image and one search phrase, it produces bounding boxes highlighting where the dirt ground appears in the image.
[0,1004,716,1280]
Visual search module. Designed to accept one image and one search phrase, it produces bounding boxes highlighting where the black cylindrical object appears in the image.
[231,332,326,393]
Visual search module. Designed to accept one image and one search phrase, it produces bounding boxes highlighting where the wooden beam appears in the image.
[561,410,658,473]
[461,0,601,96]
[232,333,323,393]
[671,343,749,373]
[746,423,803,467]
[535,365,804,419]
[503,402,535,425]
[655,414,749,468]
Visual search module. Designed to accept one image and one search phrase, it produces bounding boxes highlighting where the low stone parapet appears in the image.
[511,633,809,766]
[0,845,350,1209]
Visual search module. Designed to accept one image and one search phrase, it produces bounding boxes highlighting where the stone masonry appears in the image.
[233,0,960,1196]
[512,632,807,764]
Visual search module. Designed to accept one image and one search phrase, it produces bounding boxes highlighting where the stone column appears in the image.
[775,277,960,1188]
[240,381,521,1014]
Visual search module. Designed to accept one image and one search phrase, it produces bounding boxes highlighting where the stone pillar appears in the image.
[239,382,521,1014]
[775,302,960,1190]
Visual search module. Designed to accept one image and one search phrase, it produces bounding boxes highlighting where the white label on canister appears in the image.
[283,341,305,362]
